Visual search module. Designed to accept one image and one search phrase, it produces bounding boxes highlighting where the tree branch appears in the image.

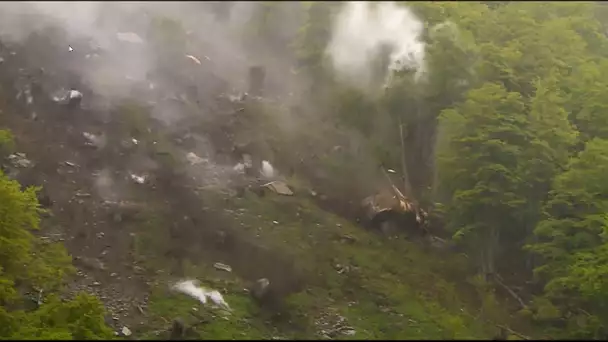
[496,324,531,340]
[494,275,528,310]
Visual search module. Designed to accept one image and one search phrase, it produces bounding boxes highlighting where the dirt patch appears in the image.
[0,42,306,332]
[1,105,152,328]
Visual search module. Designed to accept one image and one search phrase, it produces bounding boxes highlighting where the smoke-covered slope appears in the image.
[0,2,532,339]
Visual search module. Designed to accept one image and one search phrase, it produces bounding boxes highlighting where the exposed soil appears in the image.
[0,35,311,332]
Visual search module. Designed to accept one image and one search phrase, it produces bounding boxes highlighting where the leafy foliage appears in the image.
[292,1,608,338]
[0,169,113,339]
[3,0,608,339]
[0,129,14,158]
[6,294,114,340]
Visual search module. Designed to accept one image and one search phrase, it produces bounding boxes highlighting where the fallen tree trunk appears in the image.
[496,324,530,340]
[494,274,528,310]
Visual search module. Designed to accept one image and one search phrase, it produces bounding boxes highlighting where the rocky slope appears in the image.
[0,30,527,340]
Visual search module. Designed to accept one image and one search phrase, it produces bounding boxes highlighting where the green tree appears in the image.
[294,1,341,97]
[0,169,45,282]
[515,73,579,273]
[561,59,608,142]
[438,82,531,275]
[11,293,114,340]
[0,129,15,158]
[528,138,608,338]
[0,169,113,339]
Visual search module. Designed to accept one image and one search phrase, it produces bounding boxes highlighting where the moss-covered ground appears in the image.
[129,184,528,340]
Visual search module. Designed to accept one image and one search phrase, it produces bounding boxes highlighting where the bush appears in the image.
[0,129,15,158]
[0,166,113,339]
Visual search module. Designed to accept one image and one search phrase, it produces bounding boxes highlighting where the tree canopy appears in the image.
[3,1,608,339]
[290,1,608,338]
[0,130,113,340]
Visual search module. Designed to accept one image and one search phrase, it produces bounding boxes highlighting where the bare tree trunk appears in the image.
[403,103,439,204]
[398,117,413,199]
[480,248,489,276]
[484,226,500,278]
[489,226,498,274]
[479,225,499,279]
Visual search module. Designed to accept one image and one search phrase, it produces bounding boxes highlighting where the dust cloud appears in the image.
[0,2,428,200]
[172,279,230,310]
[326,1,426,90]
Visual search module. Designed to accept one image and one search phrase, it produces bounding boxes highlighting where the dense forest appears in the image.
[295,1,608,338]
[2,1,608,339]
[291,2,608,336]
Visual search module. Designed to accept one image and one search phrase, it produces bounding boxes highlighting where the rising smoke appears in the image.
[0,2,431,200]
[172,279,231,311]
[0,1,429,127]
[326,2,426,90]
[0,2,262,106]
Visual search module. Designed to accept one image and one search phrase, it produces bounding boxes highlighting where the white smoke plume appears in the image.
[326,1,426,89]
[172,279,231,311]
[0,2,261,107]
[0,1,288,194]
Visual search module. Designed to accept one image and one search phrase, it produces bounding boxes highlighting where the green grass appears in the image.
[114,109,515,339]
[132,190,505,339]
[233,194,493,340]
[142,285,272,340]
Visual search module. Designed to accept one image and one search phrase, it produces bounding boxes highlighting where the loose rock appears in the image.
[121,326,132,337]
[251,278,270,301]
[7,152,32,168]
[213,262,232,272]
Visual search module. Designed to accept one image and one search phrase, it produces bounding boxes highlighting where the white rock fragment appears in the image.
[186,152,206,165]
[130,174,146,184]
[121,326,132,337]
[8,153,32,168]
[83,132,95,141]
[25,90,33,105]
[213,262,232,272]
[185,54,202,65]
[52,89,83,104]
[261,160,275,179]
[69,90,83,100]
[82,132,105,148]
[233,162,245,173]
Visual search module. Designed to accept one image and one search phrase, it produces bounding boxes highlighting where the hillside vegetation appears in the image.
[1,1,608,340]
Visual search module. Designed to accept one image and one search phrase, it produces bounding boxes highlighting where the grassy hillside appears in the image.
[131,187,525,340]
[0,2,569,338]
[0,75,535,340]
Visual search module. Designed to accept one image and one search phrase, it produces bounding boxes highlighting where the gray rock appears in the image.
[121,326,132,337]
[213,262,232,272]
[251,278,270,301]
[7,153,32,168]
